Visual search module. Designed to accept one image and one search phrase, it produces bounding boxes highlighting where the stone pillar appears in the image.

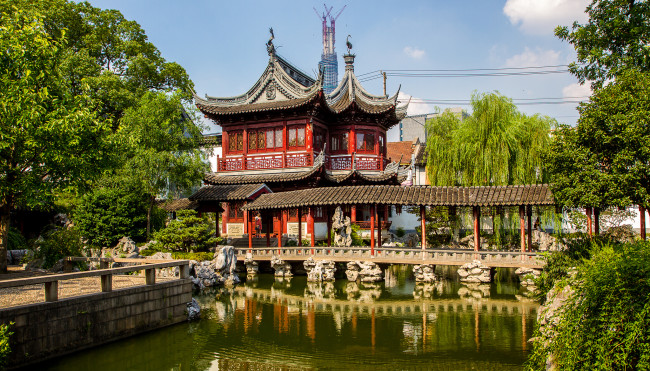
[420,205,426,250]
[473,206,480,251]
[519,205,526,253]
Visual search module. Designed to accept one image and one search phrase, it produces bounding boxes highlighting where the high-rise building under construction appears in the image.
[315,5,345,94]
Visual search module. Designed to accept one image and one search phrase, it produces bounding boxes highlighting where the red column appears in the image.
[377,206,382,251]
[222,203,229,236]
[519,206,526,253]
[308,207,315,249]
[244,208,248,234]
[326,206,332,246]
[473,206,480,252]
[527,206,533,250]
[586,207,593,237]
[282,209,287,234]
[640,205,646,240]
[370,205,375,255]
[351,205,357,223]
[298,208,302,247]
[277,210,282,253]
[266,211,271,247]
[248,216,253,253]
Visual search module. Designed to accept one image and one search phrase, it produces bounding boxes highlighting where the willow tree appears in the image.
[425,92,554,187]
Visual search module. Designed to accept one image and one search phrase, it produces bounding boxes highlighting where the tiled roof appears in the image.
[156,198,199,212]
[386,141,416,165]
[241,184,555,210]
[196,93,319,116]
[203,166,322,185]
[189,184,271,201]
[414,143,427,165]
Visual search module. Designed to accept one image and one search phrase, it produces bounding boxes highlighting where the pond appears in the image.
[41,268,538,370]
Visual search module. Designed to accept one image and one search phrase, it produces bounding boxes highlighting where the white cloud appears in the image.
[562,82,592,99]
[504,47,561,68]
[403,46,425,60]
[504,0,590,35]
[397,91,434,116]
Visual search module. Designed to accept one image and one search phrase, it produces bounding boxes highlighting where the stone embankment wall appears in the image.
[1,278,192,368]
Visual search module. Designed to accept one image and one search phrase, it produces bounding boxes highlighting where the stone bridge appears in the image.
[236,246,545,269]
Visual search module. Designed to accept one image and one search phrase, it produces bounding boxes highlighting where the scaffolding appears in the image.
[314,5,345,94]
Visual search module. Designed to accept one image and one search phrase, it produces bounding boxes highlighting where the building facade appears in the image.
[191,38,408,242]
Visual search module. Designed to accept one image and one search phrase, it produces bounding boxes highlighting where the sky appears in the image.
[82,0,592,137]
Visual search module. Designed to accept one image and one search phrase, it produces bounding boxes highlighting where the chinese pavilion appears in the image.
[190,35,408,244]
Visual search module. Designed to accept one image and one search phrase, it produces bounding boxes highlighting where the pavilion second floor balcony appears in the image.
[217,152,388,172]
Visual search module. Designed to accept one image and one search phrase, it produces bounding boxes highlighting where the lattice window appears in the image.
[275,128,283,148]
[356,131,375,153]
[331,131,349,153]
[288,126,305,148]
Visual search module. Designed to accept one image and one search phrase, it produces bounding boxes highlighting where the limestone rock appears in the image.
[303,257,336,282]
[346,261,383,283]
[458,283,491,299]
[413,264,438,283]
[515,267,542,286]
[214,246,239,285]
[148,252,173,260]
[413,282,444,299]
[457,260,491,283]
[244,253,259,275]
[332,206,352,247]
[186,298,201,321]
[115,237,138,254]
[271,255,292,277]
[532,230,563,251]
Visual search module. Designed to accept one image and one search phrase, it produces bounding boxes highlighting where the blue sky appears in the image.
[83,0,591,136]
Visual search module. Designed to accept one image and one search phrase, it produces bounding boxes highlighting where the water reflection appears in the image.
[41,273,539,371]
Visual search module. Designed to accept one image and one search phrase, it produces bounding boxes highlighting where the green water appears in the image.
[42,271,538,370]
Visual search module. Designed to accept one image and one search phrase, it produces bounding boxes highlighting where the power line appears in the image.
[355,64,572,78]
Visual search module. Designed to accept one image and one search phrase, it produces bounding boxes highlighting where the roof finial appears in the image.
[267,27,275,55]
[346,35,353,54]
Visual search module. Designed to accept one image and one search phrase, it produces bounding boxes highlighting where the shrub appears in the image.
[34,228,84,269]
[152,210,219,252]
[7,227,27,250]
[74,186,151,247]
[529,241,650,370]
[395,227,406,238]
[171,252,214,261]
[0,322,12,370]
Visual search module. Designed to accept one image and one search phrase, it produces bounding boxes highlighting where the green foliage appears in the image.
[74,186,151,247]
[350,223,364,246]
[529,241,650,370]
[395,227,406,238]
[35,228,84,269]
[547,70,650,209]
[555,0,650,89]
[152,210,219,252]
[0,7,112,270]
[171,251,213,261]
[6,228,27,251]
[425,92,555,186]
[412,206,452,246]
[0,322,13,370]
[285,239,297,247]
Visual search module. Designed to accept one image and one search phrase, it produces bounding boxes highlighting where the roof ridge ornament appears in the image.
[346,35,352,54]
[267,27,275,56]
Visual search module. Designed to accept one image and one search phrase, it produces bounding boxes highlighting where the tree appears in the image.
[425,92,555,187]
[547,70,650,209]
[2,0,195,125]
[555,0,650,89]
[152,210,218,253]
[116,92,208,238]
[74,186,153,247]
[0,9,112,271]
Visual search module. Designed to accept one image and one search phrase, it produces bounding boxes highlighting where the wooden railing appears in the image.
[327,154,387,171]
[235,247,545,267]
[0,258,190,303]
[355,221,392,230]
[218,152,313,171]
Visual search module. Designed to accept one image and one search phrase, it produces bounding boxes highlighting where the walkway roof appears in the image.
[241,184,554,210]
